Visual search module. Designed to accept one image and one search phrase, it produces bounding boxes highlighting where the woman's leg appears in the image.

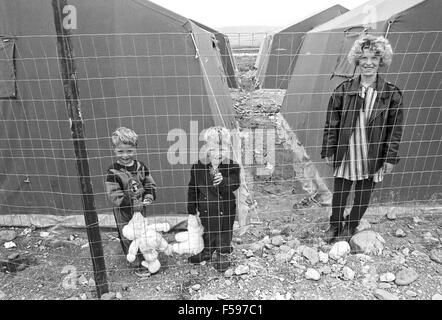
[330,178,353,231]
[346,178,376,229]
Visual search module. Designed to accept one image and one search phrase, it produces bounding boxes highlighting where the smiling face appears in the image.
[114,143,137,166]
[206,143,229,167]
[359,48,381,77]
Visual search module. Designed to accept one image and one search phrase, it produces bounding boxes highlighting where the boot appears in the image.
[188,248,214,264]
[338,224,356,242]
[324,224,341,244]
[213,253,230,272]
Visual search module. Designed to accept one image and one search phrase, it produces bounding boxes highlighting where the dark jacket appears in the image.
[321,75,404,174]
[187,159,240,230]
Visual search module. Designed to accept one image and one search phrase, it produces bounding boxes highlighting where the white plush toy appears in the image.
[172,214,204,255]
[122,211,173,274]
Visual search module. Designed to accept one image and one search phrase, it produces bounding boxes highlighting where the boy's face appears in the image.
[207,143,229,166]
[114,143,137,166]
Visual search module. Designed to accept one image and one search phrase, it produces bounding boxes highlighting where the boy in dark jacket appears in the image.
[105,127,157,268]
[187,126,241,272]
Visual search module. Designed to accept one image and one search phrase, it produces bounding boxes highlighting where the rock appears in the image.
[80,293,87,300]
[423,232,432,239]
[342,266,355,280]
[305,268,321,281]
[224,269,234,278]
[0,290,5,300]
[402,248,410,256]
[261,236,271,244]
[302,247,319,265]
[17,264,27,272]
[319,266,332,275]
[287,239,300,249]
[395,268,419,286]
[271,236,284,246]
[432,294,442,300]
[190,269,199,276]
[395,229,406,237]
[380,273,396,282]
[279,245,291,252]
[8,253,20,260]
[275,253,292,264]
[39,232,50,238]
[100,292,116,300]
[378,283,392,290]
[355,254,373,262]
[235,265,249,275]
[412,216,422,224]
[349,231,384,255]
[319,251,329,264]
[191,284,201,291]
[88,278,96,287]
[405,290,417,297]
[430,249,442,264]
[356,219,371,232]
[329,241,351,260]
[0,230,17,242]
[374,289,399,300]
[270,229,282,236]
[244,250,254,258]
[78,275,88,286]
[250,243,264,252]
[198,294,218,300]
[386,211,397,220]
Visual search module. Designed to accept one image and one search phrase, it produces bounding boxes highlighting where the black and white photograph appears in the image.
[0,0,441,307]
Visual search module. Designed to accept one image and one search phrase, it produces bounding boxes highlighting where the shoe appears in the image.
[324,225,341,244]
[338,225,356,242]
[188,249,214,264]
[213,253,230,272]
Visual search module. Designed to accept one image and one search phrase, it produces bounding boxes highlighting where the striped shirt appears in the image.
[334,85,377,181]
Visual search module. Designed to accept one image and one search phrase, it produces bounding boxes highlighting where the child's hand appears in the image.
[143,198,153,206]
[213,172,223,186]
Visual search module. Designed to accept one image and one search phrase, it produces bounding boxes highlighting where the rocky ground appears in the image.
[1,53,441,301]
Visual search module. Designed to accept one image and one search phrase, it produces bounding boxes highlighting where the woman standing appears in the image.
[322,35,404,243]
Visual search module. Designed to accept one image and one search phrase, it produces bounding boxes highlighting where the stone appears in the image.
[80,293,87,300]
[431,294,442,300]
[430,249,442,264]
[0,230,17,242]
[395,229,406,237]
[374,289,399,300]
[378,283,392,290]
[116,292,123,299]
[319,266,332,275]
[349,231,384,255]
[224,269,234,277]
[423,232,432,239]
[101,292,116,300]
[190,269,199,276]
[275,253,292,264]
[8,253,20,260]
[356,219,371,232]
[191,284,201,291]
[271,236,284,246]
[302,247,319,265]
[329,241,351,260]
[3,241,16,249]
[270,229,282,236]
[287,239,301,249]
[279,245,291,252]
[0,290,5,300]
[395,268,419,286]
[250,243,264,252]
[198,294,218,300]
[402,248,410,256]
[305,268,321,281]
[88,278,96,287]
[379,273,396,282]
[412,216,422,224]
[234,265,249,275]
[78,275,88,286]
[319,251,329,264]
[244,250,254,258]
[405,290,417,297]
[342,266,355,280]
[386,211,397,220]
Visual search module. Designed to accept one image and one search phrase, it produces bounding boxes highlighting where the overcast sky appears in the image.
[150,0,370,28]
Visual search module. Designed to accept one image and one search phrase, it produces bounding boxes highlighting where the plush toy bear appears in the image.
[122,211,172,274]
[172,214,204,255]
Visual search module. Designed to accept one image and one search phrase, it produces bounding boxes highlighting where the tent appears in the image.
[0,0,236,225]
[281,0,442,203]
[254,4,348,89]
[191,19,239,89]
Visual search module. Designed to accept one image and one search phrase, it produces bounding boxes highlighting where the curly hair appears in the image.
[347,35,393,67]
[203,126,231,145]
[111,127,138,147]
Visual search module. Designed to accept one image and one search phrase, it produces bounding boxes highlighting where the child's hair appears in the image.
[111,127,138,147]
[203,126,231,146]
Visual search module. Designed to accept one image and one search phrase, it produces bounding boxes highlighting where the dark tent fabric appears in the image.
[281,0,442,204]
[255,4,348,89]
[0,0,235,220]
[191,20,239,89]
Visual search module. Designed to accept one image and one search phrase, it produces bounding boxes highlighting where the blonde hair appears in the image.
[347,35,393,67]
[203,126,231,145]
[111,127,138,147]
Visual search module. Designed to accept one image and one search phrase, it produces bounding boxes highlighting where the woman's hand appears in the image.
[383,162,395,174]
[213,172,223,186]
[325,155,334,167]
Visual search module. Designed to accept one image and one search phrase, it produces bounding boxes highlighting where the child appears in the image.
[105,127,157,269]
[187,126,241,272]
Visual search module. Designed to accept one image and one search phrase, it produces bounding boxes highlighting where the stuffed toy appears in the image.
[122,211,173,274]
[172,214,204,255]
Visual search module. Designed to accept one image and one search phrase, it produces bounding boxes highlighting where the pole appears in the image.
[51,0,109,297]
